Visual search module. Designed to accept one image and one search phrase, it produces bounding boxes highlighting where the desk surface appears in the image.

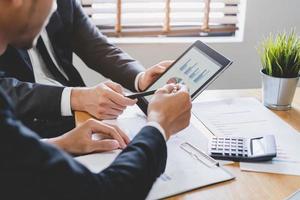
[75,88,300,200]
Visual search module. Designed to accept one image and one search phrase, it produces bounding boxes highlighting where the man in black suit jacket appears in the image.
[0,0,172,138]
[0,0,192,199]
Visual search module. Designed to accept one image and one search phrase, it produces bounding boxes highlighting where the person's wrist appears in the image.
[70,87,86,111]
[147,111,170,140]
[44,136,68,152]
[137,72,146,91]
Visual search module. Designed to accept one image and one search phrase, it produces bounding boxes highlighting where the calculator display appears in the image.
[251,138,265,156]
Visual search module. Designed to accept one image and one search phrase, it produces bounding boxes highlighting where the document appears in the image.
[286,189,300,200]
[146,125,234,200]
[75,105,234,199]
[192,97,300,176]
[76,105,147,172]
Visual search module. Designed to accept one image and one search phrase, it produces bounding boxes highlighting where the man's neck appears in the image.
[0,32,7,55]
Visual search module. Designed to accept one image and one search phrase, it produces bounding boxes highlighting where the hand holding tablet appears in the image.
[134,40,233,114]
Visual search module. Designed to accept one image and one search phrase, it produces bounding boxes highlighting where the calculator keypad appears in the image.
[209,137,249,158]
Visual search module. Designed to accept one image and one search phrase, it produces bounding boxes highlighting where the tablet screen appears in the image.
[145,46,223,101]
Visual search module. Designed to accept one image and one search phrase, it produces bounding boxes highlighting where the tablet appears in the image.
[137,40,233,114]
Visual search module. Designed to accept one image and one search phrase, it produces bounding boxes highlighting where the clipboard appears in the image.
[146,131,235,200]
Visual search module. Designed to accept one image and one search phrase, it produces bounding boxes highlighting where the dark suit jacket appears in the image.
[0,77,75,138]
[0,87,166,200]
[0,0,145,137]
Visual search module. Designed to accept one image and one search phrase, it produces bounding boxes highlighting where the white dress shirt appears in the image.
[27,30,166,140]
[28,30,73,116]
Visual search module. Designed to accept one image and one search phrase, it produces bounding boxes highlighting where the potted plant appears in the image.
[258,30,300,110]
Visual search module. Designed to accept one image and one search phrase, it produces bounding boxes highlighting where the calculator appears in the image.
[208,135,277,162]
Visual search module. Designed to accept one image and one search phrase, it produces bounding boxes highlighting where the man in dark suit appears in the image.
[0,0,192,199]
[0,0,172,138]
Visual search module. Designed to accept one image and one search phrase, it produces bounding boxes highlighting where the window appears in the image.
[81,0,242,38]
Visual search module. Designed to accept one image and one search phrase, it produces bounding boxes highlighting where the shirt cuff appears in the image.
[61,87,73,116]
[146,121,167,141]
[134,72,145,92]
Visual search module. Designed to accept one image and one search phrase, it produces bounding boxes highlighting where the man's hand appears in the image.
[71,81,137,119]
[138,60,173,91]
[147,84,192,140]
[45,119,130,155]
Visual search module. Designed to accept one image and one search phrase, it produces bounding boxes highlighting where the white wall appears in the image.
[74,0,300,89]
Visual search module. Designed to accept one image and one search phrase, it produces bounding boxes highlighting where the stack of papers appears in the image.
[192,97,300,176]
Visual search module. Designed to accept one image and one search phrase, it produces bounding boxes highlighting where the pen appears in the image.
[126,85,181,99]
[126,90,156,99]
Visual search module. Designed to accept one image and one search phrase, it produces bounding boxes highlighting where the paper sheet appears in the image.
[192,97,300,176]
[75,105,234,199]
[147,124,234,200]
[286,189,300,200]
[76,105,146,172]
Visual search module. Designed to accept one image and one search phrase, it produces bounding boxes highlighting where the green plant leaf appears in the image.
[258,29,300,78]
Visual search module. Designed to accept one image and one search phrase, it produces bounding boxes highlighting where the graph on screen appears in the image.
[146,47,221,101]
[179,59,210,84]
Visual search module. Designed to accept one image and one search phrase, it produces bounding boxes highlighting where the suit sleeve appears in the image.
[70,0,145,91]
[0,77,64,119]
[0,96,167,199]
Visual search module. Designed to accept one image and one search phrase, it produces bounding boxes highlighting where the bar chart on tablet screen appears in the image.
[180,59,210,84]
[146,47,222,100]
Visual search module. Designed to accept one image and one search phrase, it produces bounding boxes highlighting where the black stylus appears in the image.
[126,90,157,99]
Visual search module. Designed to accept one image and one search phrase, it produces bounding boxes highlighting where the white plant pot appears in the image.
[261,69,299,110]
